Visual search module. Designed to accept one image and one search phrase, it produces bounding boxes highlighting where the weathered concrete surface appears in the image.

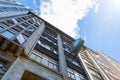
[57,35,68,80]
[23,23,45,55]
[1,57,63,80]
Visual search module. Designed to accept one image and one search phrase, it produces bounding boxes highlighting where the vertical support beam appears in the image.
[23,22,45,55]
[57,35,68,80]
[78,54,93,80]
[1,57,22,80]
[85,50,109,80]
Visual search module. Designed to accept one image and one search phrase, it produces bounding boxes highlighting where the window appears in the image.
[28,20,33,24]
[0,22,8,29]
[67,68,86,80]
[64,48,70,53]
[0,64,3,69]
[11,18,18,24]
[48,62,54,68]
[38,40,57,54]
[16,18,23,22]
[0,26,3,30]
[19,23,27,29]
[42,57,48,66]
[10,28,18,35]
[34,23,40,27]
[30,51,58,71]
[21,17,27,20]
[89,69,101,79]
[27,27,35,32]
[72,61,79,66]
[53,50,57,54]
[1,30,15,39]
[36,56,42,62]
[38,41,51,50]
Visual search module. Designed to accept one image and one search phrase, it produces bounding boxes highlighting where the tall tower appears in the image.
[0,0,88,80]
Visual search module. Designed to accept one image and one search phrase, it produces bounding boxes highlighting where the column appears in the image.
[57,35,68,80]
[78,54,92,80]
[23,22,45,55]
[1,57,24,80]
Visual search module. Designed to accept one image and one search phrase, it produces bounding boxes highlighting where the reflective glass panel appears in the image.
[1,31,15,39]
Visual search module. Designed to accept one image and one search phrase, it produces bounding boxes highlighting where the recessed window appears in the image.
[67,68,86,80]
[38,41,51,50]
[19,24,26,29]
[42,57,48,66]
[53,50,57,54]
[48,62,54,68]
[36,56,42,62]
[11,18,18,24]
[0,26,3,30]
[30,51,58,71]
[1,30,15,39]
[10,28,18,35]
[0,22,8,29]
[27,27,35,32]
[16,18,23,22]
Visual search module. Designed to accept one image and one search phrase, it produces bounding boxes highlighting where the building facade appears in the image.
[0,0,120,80]
[79,48,120,80]
[0,0,88,80]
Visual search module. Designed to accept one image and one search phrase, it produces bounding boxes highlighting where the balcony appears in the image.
[34,43,58,61]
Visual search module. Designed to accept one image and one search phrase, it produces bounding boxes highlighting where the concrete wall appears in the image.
[0,11,29,18]
[1,57,63,80]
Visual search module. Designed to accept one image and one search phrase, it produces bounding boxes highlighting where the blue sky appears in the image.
[16,0,120,62]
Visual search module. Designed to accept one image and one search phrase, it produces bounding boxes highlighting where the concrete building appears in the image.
[0,0,120,80]
[79,47,120,80]
[0,0,88,80]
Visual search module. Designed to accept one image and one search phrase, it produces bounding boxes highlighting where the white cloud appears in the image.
[39,0,98,38]
[94,2,100,13]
